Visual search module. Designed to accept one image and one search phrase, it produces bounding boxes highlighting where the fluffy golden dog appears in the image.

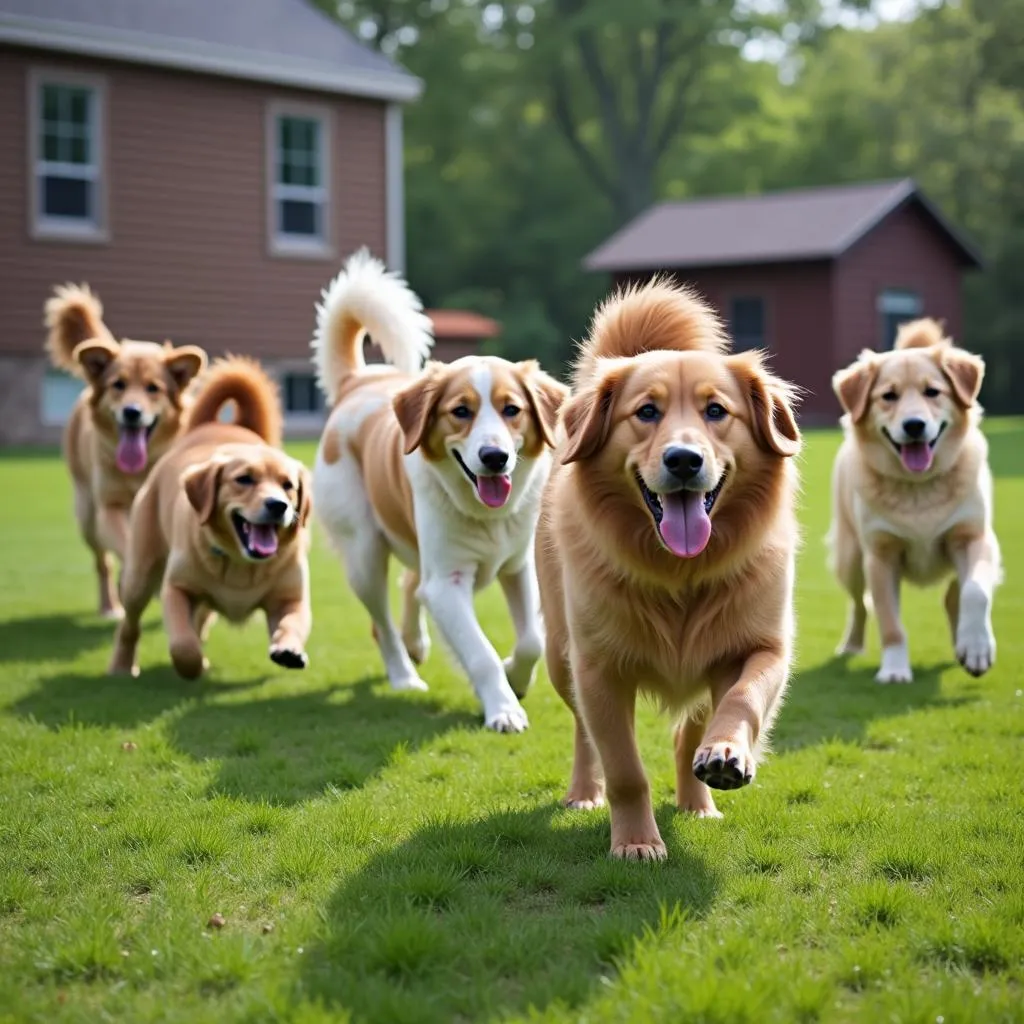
[537,279,802,860]
[45,284,207,617]
[829,318,1000,683]
[109,357,312,679]
[312,250,567,732]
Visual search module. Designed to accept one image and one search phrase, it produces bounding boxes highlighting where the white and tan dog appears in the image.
[311,250,568,732]
[829,318,1001,683]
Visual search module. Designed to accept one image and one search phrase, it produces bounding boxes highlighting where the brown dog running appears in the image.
[44,284,207,617]
[108,357,312,679]
[829,318,1000,683]
[536,279,803,860]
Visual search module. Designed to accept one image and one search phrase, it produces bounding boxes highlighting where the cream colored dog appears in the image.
[829,318,1000,683]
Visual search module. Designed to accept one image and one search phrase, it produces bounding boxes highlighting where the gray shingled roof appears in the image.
[584,179,982,272]
[0,0,421,101]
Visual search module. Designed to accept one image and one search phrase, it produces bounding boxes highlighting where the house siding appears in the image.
[0,45,387,370]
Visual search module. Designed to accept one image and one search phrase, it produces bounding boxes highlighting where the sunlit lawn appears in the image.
[1,423,1022,1023]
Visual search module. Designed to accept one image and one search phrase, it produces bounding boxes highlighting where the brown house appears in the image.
[0,0,422,444]
[584,179,982,423]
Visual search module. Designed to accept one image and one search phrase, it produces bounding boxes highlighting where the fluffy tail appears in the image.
[44,283,113,376]
[186,356,283,448]
[894,317,950,350]
[311,248,434,404]
[574,276,730,386]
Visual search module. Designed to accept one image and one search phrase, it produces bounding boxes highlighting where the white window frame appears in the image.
[877,288,923,349]
[266,101,333,259]
[28,68,108,243]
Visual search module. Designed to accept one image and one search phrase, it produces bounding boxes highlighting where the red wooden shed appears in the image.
[583,179,982,423]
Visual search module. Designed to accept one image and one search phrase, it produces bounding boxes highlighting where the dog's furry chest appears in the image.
[166,552,275,622]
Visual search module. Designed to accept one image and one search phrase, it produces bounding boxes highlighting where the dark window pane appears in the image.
[43,85,61,121]
[68,88,89,126]
[729,297,765,352]
[279,199,318,237]
[43,128,61,162]
[42,175,90,219]
[69,134,89,165]
[284,374,323,413]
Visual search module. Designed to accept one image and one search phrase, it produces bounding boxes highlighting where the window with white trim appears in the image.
[41,369,84,427]
[271,111,329,252]
[729,296,766,352]
[282,373,325,415]
[33,77,103,237]
[878,289,923,349]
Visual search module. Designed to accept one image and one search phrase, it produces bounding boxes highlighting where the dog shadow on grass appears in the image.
[0,611,156,663]
[297,803,718,1023]
[164,674,479,804]
[773,655,975,753]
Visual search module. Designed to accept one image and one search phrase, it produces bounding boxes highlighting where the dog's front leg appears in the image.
[162,583,206,680]
[865,541,912,683]
[498,561,544,699]
[265,594,311,671]
[419,569,529,733]
[693,647,789,792]
[947,527,1000,676]
[96,504,130,561]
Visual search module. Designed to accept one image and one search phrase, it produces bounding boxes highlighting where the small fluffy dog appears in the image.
[45,284,207,617]
[108,357,312,679]
[829,318,1000,683]
[536,279,802,860]
[312,250,568,732]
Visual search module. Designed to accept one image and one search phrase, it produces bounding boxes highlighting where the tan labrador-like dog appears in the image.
[109,357,312,679]
[537,279,802,860]
[830,318,1000,683]
[44,284,207,617]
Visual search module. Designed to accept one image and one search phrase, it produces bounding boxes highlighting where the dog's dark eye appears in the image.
[881,390,899,402]
[451,405,473,420]
[923,386,941,398]
[112,379,127,392]
[705,402,727,421]
[145,383,160,395]
[235,474,255,486]
[502,404,521,418]
[281,480,294,491]
[636,403,660,423]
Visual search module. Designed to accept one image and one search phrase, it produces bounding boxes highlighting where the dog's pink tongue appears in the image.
[658,490,712,558]
[115,427,148,474]
[900,442,933,473]
[477,474,512,509]
[249,524,279,557]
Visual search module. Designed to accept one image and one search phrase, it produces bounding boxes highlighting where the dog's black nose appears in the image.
[264,497,289,519]
[662,445,704,480]
[121,405,142,426]
[479,446,509,472]
[902,417,927,440]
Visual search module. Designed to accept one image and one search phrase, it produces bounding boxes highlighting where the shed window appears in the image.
[41,370,84,426]
[32,75,105,239]
[269,107,330,256]
[283,373,325,415]
[729,296,766,352]
[878,289,923,349]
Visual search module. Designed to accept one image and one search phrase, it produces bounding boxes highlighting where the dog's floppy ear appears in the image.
[164,344,208,392]
[561,364,630,464]
[73,337,120,385]
[729,352,801,458]
[294,462,313,528]
[940,347,984,408]
[516,360,570,448]
[183,458,225,526]
[832,355,877,423]
[393,362,445,455]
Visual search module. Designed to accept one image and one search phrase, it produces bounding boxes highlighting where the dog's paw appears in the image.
[403,631,430,666]
[269,646,308,670]
[563,785,605,810]
[610,838,667,862]
[100,605,125,622]
[390,673,429,692]
[503,655,537,700]
[693,740,755,791]
[170,641,207,680]
[956,623,995,677]
[485,704,529,734]
[677,790,723,819]
[835,639,864,657]
[108,659,139,678]
[876,643,913,684]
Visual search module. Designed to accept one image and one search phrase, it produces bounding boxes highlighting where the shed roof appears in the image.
[584,178,982,273]
[426,309,501,340]
[0,0,421,102]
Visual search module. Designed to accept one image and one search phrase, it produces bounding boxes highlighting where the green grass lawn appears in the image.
[1,424,1023,1024]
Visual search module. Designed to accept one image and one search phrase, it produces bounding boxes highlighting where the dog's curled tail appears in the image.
[44,283,112,375]
[187,356,283,448]
[894,317,950,350]
[574,276,730,386]
[311,247,434,404]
